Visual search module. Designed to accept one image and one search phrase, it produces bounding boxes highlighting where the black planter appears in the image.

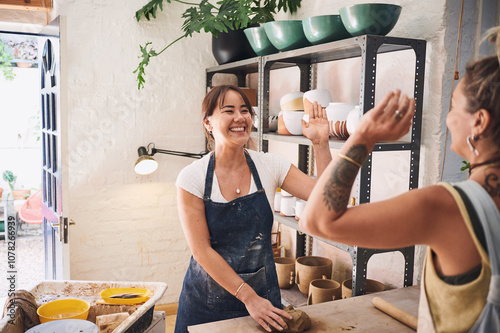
[212,28,257,65]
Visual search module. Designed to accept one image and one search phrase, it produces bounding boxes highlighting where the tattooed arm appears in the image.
[299,90,416,242]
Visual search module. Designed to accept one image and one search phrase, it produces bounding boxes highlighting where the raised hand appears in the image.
[354,90,415,144]
[302,101,330,145]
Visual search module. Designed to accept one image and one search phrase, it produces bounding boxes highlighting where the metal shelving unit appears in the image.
[206,35,426,297]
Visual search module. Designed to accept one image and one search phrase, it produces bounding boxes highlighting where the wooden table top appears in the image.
[188,285,420,332]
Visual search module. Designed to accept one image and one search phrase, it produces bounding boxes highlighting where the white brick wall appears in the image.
[0,0,473,304]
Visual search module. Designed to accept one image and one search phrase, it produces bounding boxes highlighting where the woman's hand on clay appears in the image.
[354,89,415,144]
[245,294,292,332]
[302,101,330,145]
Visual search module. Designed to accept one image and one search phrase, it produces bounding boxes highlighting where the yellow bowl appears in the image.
[37,298,90,323]
[100,288,151,305]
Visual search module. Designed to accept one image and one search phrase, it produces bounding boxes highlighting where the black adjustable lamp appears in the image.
[134,143,207,175]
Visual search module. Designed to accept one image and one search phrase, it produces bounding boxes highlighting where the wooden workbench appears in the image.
[188,285,420,332]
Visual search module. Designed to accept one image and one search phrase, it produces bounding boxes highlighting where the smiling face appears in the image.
[446,80,477,158]
[204,89,253,149]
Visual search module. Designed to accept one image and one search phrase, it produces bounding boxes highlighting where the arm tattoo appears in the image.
[323,145,369,212]
[483,173,500,198]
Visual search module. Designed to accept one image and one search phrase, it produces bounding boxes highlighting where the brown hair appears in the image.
[462,55,500,147]
[202,85,255,150]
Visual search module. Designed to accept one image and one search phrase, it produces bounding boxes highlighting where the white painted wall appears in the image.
[0,0,487,303]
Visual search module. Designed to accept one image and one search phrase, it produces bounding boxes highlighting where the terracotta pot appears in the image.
[341,278,386,299]
[0,188,3,202]
[307,277,341,305]
[275,257,295,289]
[295,256,332,295]
[13,189,30,200]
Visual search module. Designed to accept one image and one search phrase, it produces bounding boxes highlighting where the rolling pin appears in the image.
[372,296,418,330]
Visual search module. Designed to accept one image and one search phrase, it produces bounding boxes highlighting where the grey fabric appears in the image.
[453,180,500,332]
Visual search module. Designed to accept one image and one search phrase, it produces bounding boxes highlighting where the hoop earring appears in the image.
[466,135,479,156]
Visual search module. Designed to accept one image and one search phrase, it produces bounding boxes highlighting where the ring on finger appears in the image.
[394,109,404,120]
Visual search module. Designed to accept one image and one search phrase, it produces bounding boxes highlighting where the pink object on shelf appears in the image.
[18,189,42,224]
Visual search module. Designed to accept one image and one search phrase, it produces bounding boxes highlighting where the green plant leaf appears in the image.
[135,0,168,21]
[2,170,16,191]
[460,160,470,172]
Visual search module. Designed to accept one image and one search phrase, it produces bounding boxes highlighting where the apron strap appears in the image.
[244,150,265,192]
[203,150,265,201]
[203,153,215,200]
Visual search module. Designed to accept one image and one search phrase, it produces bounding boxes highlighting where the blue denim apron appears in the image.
[174,151,281,333]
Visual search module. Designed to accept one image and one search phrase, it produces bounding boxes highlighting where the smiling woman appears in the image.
[172,85,333,332]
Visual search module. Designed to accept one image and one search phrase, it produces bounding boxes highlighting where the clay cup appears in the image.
[295,256,333,295]
[307,278,341,305]
[275,257,295,289]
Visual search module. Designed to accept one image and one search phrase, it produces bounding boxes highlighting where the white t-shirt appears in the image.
[176,149,292,207]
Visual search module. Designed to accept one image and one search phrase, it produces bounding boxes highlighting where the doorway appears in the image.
[0,31,44,299]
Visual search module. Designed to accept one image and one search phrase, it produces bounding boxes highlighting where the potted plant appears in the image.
[2,170,30,200]
[134,0,302,89]
[0,40,15,80]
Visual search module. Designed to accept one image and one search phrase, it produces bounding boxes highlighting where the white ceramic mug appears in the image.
[295,199,306,220]
[280,190,295,216]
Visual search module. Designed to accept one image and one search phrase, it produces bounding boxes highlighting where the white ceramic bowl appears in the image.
[280,91,304,111]
[278,111,305,136]
[325,103,357,139]
[346,105,361,135]
[303,89,333,114]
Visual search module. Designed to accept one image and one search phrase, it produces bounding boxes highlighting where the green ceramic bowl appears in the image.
[339,3,402,37]
[263,20,311,52]
[302,15,352,45]
[244,26,279,56]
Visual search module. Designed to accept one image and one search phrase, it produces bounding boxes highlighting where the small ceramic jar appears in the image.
[280,189,296,217]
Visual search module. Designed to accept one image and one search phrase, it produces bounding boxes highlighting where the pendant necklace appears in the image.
[234,171,244,194]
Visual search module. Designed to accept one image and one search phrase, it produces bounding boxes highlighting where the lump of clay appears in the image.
[273,305,311,333]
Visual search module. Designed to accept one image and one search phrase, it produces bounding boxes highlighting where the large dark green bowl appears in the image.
[302,15,351,45]
[339,4,402,37]
[244,26,279,56]
[263,20,311,52]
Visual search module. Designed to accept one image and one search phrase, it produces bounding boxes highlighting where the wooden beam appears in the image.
[0,0,52,12]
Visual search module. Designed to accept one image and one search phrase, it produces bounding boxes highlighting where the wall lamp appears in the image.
[134,143,207,175]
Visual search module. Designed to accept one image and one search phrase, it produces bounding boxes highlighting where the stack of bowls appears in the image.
[278,91,305,136]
